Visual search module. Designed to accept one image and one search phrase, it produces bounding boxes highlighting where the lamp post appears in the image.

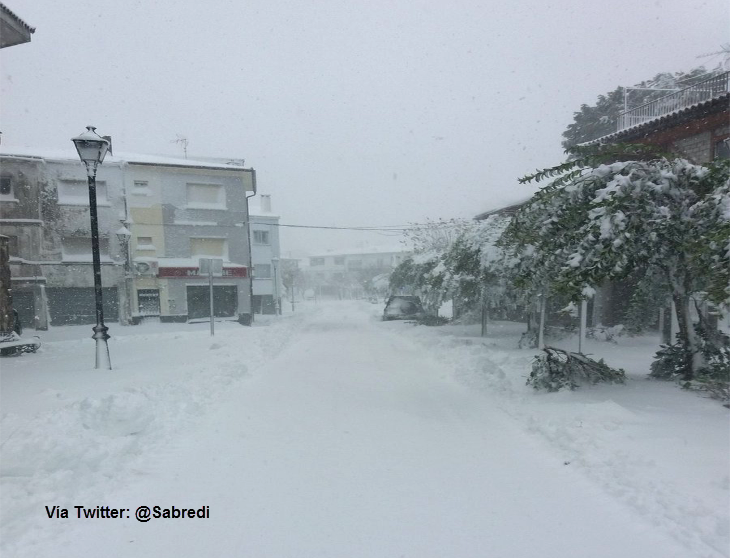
[72,126,112,369]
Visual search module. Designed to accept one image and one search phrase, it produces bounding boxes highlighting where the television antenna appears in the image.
[171,134,189,158]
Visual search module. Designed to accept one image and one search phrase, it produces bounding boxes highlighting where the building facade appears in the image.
[0,148,256,328]
[249,194,282,314]
[304,247,410,298]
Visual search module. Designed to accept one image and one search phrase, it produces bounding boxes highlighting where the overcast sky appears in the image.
[1,0,728,256]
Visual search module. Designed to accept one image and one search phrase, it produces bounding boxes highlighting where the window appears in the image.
[137,289,161,316]
[62,237,110,262]
[334,256,345,265]
[253,230,270,245]
[136,236,155,251]
[132,180,151,195]
[58,180,108,205]
[0,175,13,198]
[254,264,271,278]
[190,237,227,259]
[715,139,730,160]
[348,259,363,269]
[310,257,325,266]
[186,183,226,209]
[5,235,19,257]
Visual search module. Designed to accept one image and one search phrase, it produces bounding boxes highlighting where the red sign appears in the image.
[158,267,248,278]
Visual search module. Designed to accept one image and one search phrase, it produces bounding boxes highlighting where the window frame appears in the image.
[186,183,227,210]
[189,236,229,260]
[0,175,14,199]
[253,230,270,245]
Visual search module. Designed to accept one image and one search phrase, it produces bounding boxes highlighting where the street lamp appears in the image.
[72,126,112,369]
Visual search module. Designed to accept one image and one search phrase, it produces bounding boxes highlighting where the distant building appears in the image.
[0,148,256,327]
[123,153,256,324]
[303,246,410,298]
[248,194,282,314]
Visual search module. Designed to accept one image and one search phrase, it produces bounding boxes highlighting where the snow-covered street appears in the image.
[1,301,728,557]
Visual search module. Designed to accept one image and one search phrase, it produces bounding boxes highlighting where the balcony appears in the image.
[617,71,729,132]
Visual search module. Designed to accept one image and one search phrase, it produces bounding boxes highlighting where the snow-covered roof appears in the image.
[0,146,252,172]
[583,90,730,146]
[474,195,533,220]
[248,207,281,218]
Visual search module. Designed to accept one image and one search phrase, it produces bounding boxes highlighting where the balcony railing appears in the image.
[617,71,729,132]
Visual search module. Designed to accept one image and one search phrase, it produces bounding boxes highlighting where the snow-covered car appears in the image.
[382,295,426,321]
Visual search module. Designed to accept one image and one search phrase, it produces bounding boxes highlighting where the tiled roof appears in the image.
[583,92,729,146]
[0,2,35,34]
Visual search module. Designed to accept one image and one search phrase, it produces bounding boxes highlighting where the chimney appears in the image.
[260,194,272,213]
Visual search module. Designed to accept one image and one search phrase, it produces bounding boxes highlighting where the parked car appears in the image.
[382,295,426,321]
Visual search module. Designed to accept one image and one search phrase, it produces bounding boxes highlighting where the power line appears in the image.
[126,220,466,232]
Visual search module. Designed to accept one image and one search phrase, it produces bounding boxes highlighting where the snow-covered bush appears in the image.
[528,346,626,391]
[513,146,730,381]
[650,325,730,403]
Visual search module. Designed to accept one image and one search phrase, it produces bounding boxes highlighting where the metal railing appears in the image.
[617,71,729,131]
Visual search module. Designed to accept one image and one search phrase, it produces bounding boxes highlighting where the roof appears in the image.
[0,3,35,48]
[0,146,253,172]
[474,195,532,220]
[583,92,730,146]
[248,207,281,219]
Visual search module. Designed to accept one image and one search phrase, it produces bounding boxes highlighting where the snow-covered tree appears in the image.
[391,217,511,317]
[390,219,471,313]
[515,147,730,380]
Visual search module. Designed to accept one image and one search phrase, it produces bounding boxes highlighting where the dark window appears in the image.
[0,175,12,196]
[310,257,325,266]
[6,236,19,257]
[334,256,345,265]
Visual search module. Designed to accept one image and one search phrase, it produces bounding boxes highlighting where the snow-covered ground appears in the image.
[1,301,728,557]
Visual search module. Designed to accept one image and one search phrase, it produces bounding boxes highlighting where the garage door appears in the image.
[46,287,119,325]
[186,286,238,320]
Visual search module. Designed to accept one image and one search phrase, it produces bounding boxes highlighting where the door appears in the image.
[137,289,161,316]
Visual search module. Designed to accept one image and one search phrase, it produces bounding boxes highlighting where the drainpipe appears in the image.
[245,168,257,324]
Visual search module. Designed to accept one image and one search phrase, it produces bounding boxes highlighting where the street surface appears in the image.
[36,303,685,557]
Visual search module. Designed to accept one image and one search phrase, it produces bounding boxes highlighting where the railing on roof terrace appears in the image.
[617,71,729,132]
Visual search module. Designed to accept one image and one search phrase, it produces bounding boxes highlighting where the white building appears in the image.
[249,194,282,314]
[304,246,410,298]
[0,147,256,327]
